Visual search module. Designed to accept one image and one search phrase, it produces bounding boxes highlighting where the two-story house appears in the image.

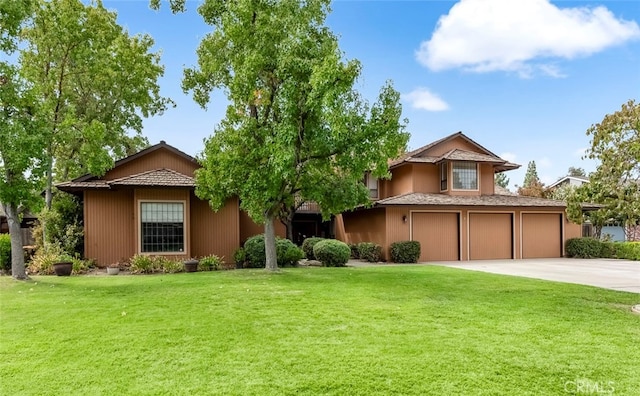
[57,132,581,266]
[335,132,581,261]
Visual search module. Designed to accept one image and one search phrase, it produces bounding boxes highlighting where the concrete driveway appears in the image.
[433,258,640,293]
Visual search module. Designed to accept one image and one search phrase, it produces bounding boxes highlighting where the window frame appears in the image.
[138,200,187,255]
[365,173,379,199]
[440,162,448,191]
[451,162,479,191]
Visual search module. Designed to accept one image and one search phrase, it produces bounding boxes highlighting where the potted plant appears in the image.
[53,254,74,276]
[233,248,245,269]
[183,258,199,272]
[106,263,120,275]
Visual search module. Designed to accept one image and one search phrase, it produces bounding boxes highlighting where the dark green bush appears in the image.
[390,241,421,263]
[358,242,382,262]
[565,237,603,258]
[348,243,359,259]
[244,234,304,268]
[0,234,11,272]
[302,237,324,260]
[313,239,350,267]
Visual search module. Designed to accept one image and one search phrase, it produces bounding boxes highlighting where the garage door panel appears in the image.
[412,212,459,261]
[522,213,562,258]
[470,213,513,260]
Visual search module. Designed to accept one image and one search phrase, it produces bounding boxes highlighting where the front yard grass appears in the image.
[1,266,638,395]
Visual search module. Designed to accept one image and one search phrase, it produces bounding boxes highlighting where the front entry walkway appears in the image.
[433,258,640,293]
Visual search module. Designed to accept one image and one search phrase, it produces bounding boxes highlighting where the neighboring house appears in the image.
[547,175,589,189]
[335,132,582,261]
[0,205,38,246]
[548,175,627,241]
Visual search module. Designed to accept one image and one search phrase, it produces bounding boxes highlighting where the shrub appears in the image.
[0,234,11,272]
[612,242,640,260]
[390,241,421,263]
[71,256,93,275]
[28,245,64,275]
[233,248,245,266]
[565,238,602,258]
[244,235,267,268]
[302,237,324,260]
[129,254,156,274]
[244,234,304,268]
[313,239,350,267]
[358,242,382,262]
[156,257,183,274]
[200,255,224,271]
[348,243,359,259]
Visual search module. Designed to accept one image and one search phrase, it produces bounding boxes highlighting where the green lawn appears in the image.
[1,266,638,395]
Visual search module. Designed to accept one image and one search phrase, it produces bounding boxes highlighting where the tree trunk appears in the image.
[3,203,28,280]
[264,213,278,271]
[284,210,294,242]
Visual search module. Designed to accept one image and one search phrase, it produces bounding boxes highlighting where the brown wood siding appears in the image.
[469,213,513,260]
[479,164,495,195]
[134,189,192,259]
[385,207,411,257]
[341,208,387,257]
[422,136,480,156]
[412,212,459,261]
[104,149,198,180]
[190,195,239,263]
[412,164,440,194]
[239,210,286,245]
[522,213,562,258]
[389,165,414,196]
[84,190,135,266]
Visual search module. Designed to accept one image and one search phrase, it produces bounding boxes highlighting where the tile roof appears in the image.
[376,193,567,207]
[56,168,194,191]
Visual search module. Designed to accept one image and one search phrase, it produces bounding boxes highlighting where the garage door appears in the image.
[412,212,459,261]
[522,213,562,258]
[469,213,513,260]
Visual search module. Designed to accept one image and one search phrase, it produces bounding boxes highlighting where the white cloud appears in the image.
[500,152,517,163]
[416,0,640,77]
[402,87,449,111]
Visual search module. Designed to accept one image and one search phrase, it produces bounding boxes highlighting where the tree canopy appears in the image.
[1,0,172,279]
[495,172,509,188]
[567,100,640,239]
[166,0,408,270]
[517,161,547,197]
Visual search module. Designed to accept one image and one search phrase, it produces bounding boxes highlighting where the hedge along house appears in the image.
[335,132,582,262]
[56,141,243,266]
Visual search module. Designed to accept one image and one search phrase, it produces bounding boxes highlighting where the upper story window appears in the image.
[452,162,478,190]
[440,162,448,191]
[140,202,185,253]
[365,173,379,198]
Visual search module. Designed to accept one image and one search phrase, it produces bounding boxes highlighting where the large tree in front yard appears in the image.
[20,0,173,210]
[157,0,408,270]
[0,0,45,279]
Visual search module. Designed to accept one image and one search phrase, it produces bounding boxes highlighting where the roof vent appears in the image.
[160,140,166,144]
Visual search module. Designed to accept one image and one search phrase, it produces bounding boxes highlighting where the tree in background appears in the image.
[568,100,640,240]
[495,172,509,188]
[156,0,408,270]
[567,166,587,178]
[20,0,173,211]
[517,161,548,197]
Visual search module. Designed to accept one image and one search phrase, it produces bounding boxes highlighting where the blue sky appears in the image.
[103,0,639,189]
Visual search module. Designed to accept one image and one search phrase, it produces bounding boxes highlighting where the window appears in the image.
[365,174,378,198]
[452,162,478,190]
[440,162,448,191]
[140,202,184,253]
